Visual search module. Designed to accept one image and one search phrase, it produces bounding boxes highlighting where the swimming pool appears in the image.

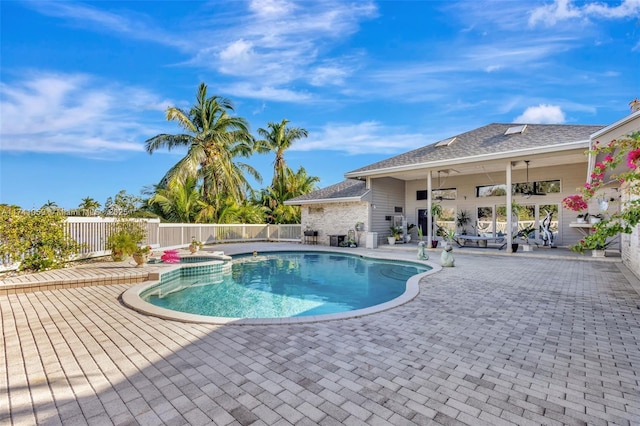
[123,250,435,325]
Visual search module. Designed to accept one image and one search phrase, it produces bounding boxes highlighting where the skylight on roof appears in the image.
[435,137,456,147]
[505,124,527,135]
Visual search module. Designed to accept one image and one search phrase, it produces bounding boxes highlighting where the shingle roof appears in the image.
[286,179,368,205]
[346,123,604,176]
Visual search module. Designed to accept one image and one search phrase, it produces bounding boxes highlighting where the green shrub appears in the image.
[0,205,82,272]
[106,219,147,261]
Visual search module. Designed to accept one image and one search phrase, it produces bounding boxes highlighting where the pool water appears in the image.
[142,251,430,319]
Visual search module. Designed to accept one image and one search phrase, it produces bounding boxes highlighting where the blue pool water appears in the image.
[142,251,430,319]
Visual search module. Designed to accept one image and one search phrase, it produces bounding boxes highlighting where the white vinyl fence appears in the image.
[2,218,302,270]
[66,218,302,257]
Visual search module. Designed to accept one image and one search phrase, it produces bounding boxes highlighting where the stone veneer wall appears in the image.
[301,202,369,246]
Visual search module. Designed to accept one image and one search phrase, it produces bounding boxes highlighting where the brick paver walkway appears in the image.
[1,243,639,425]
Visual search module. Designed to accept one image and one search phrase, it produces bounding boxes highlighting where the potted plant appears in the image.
[340,237,357,248]
[405,223,415,243]
[428,203,443,247]
[433,225,447,248]
[388,226,401,245]
[189,237,203,254]
[355,221,365,231]
[589,214,604,224]
[456,209,471,235]
[132,245,152,267]
[517,225,536,252]
[106,220,146,261]
[511,236,519,253]
[571,225,613,257]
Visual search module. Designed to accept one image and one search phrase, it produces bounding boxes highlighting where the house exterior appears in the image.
[287,109,640,276]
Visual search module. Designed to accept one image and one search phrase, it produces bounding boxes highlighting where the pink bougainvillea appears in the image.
[627,149,640,169]
[563,131,640,254]
[562,194,588,212]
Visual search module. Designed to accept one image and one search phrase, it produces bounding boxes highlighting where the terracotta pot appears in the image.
[132,253,148,267]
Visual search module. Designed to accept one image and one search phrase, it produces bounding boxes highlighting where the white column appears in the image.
[427,171,433,243]
[506,161,513,253]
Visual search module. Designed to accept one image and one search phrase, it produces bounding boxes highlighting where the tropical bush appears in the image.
[562,131,640,253]
[0,205,82,272]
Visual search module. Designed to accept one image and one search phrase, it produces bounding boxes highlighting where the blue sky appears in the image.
[1,0,639,210]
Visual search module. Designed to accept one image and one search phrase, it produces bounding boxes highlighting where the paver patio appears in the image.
[1,243,639,425]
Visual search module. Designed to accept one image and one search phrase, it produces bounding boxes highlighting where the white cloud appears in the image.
[529,0,640,26]
[293,121,428,155]
[309,66,350,87]
[513,104,566,124]
[25,2,188,49]
[199,1,378,91]
[223,83,312,102]
[219,39,255,63]
[583,0,640,18]
[248,0,296,18]
[0,72,169,154]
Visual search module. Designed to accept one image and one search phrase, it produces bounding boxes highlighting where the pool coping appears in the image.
[121,248,441,325]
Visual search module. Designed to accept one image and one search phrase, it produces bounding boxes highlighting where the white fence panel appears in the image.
[2,219,302,269]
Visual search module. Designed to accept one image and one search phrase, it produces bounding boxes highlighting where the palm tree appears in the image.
[285,166,320,199]
[256,119,308,191]
[145,82,260,205]
[257,166,319,224]
[148,176,201,223]
[78,197,101,216]
[41,200,58,210]
[195,194,266,224]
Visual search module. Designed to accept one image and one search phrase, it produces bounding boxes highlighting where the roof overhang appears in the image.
[284,189,372,206]
[591,109,640,140]
[344,140,591,181]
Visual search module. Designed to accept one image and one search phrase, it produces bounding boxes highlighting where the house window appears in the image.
[417,188,457,200]
[476,184,507,197]
[477,207,494,235]
[438,207,456,234]
[433,188,457,201]
[477,180,560,197]
[513,179,560,195]
[535,180,560,194]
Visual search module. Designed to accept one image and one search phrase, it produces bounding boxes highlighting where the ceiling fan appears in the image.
[521,160,546,197]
